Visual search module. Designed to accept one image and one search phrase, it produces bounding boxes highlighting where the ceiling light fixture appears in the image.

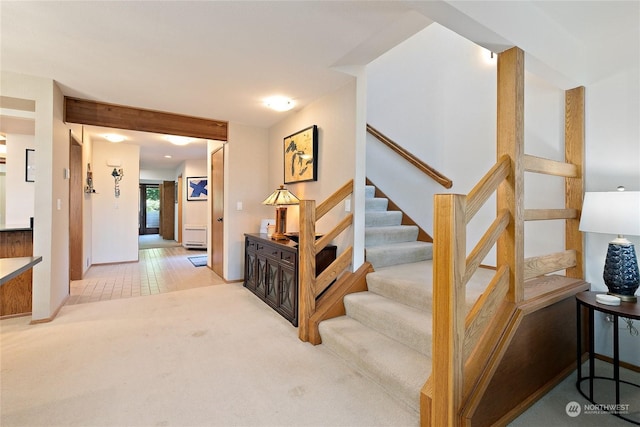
[164,155,172,159]
[103,134,125,143]
[164,135,196,146]
[264,96,295,112]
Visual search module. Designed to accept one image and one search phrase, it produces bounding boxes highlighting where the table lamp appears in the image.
[579,188,640,302]
[262,185,300,240]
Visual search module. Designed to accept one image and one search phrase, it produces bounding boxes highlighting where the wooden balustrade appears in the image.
[426,46,586,425]
[298,180,355,342]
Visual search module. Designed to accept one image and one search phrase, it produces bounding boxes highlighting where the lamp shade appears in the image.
[579,191,640,236]
[262,185,300,206]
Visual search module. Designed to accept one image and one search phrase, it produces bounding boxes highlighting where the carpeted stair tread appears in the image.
[365,197,389,212]
[365,185,376,199]
[365,225,419,247]
[367,260,495,312]
[344,292,432,357]
[365,241,432,269]
[365,210,403,227]
[319,316,432,412]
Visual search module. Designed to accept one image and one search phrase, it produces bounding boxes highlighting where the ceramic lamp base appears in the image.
[603,242,639,303]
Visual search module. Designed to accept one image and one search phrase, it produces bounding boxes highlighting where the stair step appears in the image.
[365,210,403,227]
[366,260,496,312]
[365,225,419,247]
[365,241,433,269]
[365,185,375,199]
[319,316,432,412]
[344,292,432,357]
[365,197,388,212]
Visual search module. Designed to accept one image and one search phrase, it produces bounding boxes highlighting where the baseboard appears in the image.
[595,353,640,373]
[30,294,69,324]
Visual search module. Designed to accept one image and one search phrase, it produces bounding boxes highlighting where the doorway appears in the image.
[211,146,224,277]
[69,132,83,281]
[139,184,159,235]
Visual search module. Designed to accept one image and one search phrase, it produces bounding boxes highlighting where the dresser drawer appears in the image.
[280,249,296,265]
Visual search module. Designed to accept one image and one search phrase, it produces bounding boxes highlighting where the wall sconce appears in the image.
[111,167,124,198]
[262,185,300,240]
[580,187,640,302]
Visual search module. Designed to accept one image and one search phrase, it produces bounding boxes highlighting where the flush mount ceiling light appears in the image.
[164,155,172,159]
[264,96,295,112]
[164,135,196,146]
[103,134,125,143]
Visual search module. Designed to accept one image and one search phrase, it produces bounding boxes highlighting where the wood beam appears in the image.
[64,97,228,141]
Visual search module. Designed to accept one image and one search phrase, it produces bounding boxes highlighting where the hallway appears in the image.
[68,246,224,305]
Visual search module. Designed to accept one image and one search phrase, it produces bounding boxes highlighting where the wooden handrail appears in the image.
[298,180,354,342]
[465,155,511,224]
[366,124,453,189]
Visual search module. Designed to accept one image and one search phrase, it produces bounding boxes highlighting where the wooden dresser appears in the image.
[244,233,336,326]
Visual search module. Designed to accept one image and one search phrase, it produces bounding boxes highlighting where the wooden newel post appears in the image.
[431,193,466,426]
[298,199,317,342]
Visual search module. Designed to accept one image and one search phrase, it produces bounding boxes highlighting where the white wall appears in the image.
[267,81,358,261]
[81,129,93,275]
[140,168,175,182]
[368,24,481,262]
[585,61,640,366]
[4,133,35,226]
[1,71,70,320]
[91,140,140,263]
[222,125,270,281]
[178,158,208,227]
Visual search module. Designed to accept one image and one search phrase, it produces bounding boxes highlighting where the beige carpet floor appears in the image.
[1,283,418,427]
[1,282,638,426]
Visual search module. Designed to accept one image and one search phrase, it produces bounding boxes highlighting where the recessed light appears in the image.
[103,134,125,143]
[164,135,196,146]
[264,96,295,112]
[164,155,172,159]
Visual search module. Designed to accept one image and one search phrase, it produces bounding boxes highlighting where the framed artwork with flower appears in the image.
[284,125,317,184]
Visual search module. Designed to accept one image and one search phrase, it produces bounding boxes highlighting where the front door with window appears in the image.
[139,184,160,235]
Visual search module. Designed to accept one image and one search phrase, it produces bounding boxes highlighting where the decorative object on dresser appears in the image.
[262,185,299,240]
[284,125,317,184]
[579,187,640,302]
[243,233,336,326]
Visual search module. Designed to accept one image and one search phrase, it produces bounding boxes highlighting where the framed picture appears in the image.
[284,125,318,184]
[187,176,208,201]
[25,149,35,182]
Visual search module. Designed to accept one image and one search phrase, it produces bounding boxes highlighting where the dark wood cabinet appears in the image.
[244,233,336,326]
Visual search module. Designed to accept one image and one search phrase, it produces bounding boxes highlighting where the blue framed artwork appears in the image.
[187,176,208,201]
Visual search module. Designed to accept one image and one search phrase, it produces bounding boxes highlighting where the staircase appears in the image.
[319,185,494,412]
[318,185,434,412]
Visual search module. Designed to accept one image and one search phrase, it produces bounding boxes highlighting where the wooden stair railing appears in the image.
[424,46,585,426]
[298,180,362,343]
[367,124,453,189]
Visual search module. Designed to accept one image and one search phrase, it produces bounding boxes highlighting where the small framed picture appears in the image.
[25,149,35,182]
[187,176,208,201]
[284,125,318,184]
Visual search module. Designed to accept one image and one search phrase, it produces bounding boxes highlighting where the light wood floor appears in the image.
[68,246,226,305]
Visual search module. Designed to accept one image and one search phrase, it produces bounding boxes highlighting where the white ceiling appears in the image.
[1,1,637,169]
